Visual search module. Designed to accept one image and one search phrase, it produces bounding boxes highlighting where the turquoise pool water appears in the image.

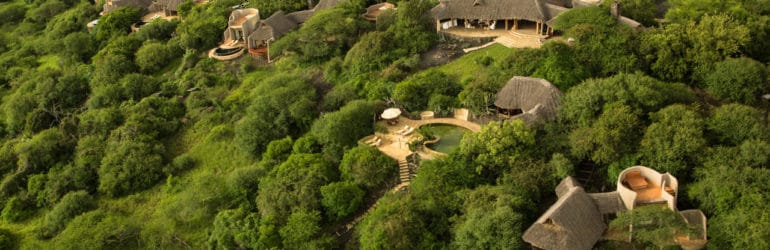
[425,124,469,154]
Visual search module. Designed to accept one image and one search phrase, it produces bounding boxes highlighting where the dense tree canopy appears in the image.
[1,0,768,248]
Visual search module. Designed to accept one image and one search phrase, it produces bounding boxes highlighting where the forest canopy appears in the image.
[0,0,768,249]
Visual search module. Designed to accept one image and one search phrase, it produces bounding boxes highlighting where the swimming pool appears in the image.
[424,124,469,154]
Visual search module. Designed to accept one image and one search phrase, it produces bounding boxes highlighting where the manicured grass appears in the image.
[434,44,515,84]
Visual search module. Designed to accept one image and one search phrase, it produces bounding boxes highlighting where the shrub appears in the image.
[135,42,174,73]
[163,153,196,175]
[37,191,95,239]
[0,3,28,25]
[0,228,16,250]
[1,196,32,222]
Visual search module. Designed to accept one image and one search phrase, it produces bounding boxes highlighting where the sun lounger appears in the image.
[395,125,409,134]
[364,136,378,144]
[400,127,415,136]
[369,138,382,147]
[625,170,648,190]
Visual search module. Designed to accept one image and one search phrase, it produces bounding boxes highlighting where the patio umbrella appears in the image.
[381,108,401,120]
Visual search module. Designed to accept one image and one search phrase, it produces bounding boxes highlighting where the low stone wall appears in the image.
[421,136,446,157]
[208,47,245,61]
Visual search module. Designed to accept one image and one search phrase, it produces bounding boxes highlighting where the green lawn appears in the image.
[434,44,515,84]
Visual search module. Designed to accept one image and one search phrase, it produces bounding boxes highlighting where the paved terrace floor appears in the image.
[442,25,546,49]
[372,116,481,162]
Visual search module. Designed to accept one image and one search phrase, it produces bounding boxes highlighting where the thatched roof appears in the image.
[618,16,642,28]
[589,191,627,214]
[544,3,569,25]
[264,11,298,39]
[313,0,345,11]
[250,11,298,42]
[523,187,606,250]
[287,10,314,24]
[103,0,154,14]
[431,0,565,22]
[494,76,561,122]
[555,176,580,198]
[160,0,182,11]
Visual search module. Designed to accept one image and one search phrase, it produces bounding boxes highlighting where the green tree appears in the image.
[97,130,165,197]
[393,70,461,111]
[339,146,397,190]
[96,7,142,41]
[569,103,641,164]
[135,19,180,41]
[119,73,158,101]
[235,74,317,156]
[639,105,706,176]
[704,57,769,105]
[252,0,308,17]
[177,10,226,51]
[256,153,333,223]
[451,185,533,249]
[279,210,331,249]
[62,32,97,62]
[272,6,368,62]
[639,14,750,83]
[320,181,364,220]
[459,120,535,180]
[135,42,174,73]
[261,137,294,165]
[357,191,450,249]
[15,128,70,175]
[707,103,769,145]
[208,208,270,249]
[560,73,695,128]
[36,191,95,239]
[25,0,68,24]
[311,100,381,160]
[610,0,657,26]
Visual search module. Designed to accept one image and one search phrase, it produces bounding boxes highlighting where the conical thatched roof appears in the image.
[522,187,606,250]
[495,76,561,122]
[431,0,564,22]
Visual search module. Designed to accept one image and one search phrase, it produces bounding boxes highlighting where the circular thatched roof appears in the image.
[494,76,561,122]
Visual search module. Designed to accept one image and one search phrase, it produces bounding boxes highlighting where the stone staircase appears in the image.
[398,159,411,184]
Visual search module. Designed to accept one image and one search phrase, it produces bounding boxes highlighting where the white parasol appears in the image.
[381,108,401,120]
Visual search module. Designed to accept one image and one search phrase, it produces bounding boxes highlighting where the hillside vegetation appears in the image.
[0,0,768,249]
